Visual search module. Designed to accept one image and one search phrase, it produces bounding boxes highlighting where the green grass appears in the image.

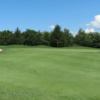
[0,45,100,100]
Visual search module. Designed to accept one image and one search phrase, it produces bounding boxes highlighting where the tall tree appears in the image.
[50,25,64,47]
[75,29,87,46]
[63,29,74,46]
[42,31,50,46]
[36,31,42,45]
[13,28,23,44]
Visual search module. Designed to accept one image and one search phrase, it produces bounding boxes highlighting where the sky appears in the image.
[0,0,100,34]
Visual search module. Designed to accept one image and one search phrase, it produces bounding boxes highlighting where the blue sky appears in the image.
[0,0,100,33]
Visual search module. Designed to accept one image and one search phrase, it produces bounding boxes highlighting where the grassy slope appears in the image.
[0,46,100,100]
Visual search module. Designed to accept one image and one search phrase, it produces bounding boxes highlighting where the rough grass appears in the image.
[0,45,100,100]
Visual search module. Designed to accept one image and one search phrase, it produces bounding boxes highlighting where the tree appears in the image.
[42,31,50,46]
[22,29,38,46]
[0,26,100,48]
[75,29,87,46]
[92,32,100,48]
[63,29,74,46]
[50,25,65,47]
[13,28,23,44]
[36,31,43,45]
[0,30,13,45]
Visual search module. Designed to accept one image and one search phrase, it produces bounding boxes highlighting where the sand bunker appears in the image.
[0,49,3,52]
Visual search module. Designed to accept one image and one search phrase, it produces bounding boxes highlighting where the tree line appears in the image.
[0,25,100,48]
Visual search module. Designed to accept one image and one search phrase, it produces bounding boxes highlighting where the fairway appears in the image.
[0,46,100,100]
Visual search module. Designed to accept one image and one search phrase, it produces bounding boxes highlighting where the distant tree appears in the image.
[36,31,43,45]
[75,29,87,46]
[50,25,65,47]
[0,26,100,48]
[0,30,13,45]
[75,29,100,48]
[63,29,74,46]
[84,33,94,47]
[43,32,50,41]
[22,29,38,46]
[42,31,50,46]
[92,32,100,48]
[13,28,23,44]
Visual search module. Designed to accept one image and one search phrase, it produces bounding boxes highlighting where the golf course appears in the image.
[0,45,100,100]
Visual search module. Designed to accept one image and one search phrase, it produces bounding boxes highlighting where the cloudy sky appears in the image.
[0,0,100,33]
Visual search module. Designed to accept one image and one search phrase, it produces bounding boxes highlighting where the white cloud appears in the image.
[85,28,95,33]
[49,25,55,30]
[88,15,100,29]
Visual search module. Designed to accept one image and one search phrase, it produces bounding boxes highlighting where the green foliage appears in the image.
[22,29,38,46]
[63,29,74,46]
[0,30,13,45]
[75,29,100,48]
[0,26,100,48]
[50,25,74,47]
[13,28,23,44]
[42,31,50,45]
[50,25,65,47]
[75,29,87,46]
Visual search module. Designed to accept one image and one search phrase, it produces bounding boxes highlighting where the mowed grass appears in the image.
[0,46,100,100]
